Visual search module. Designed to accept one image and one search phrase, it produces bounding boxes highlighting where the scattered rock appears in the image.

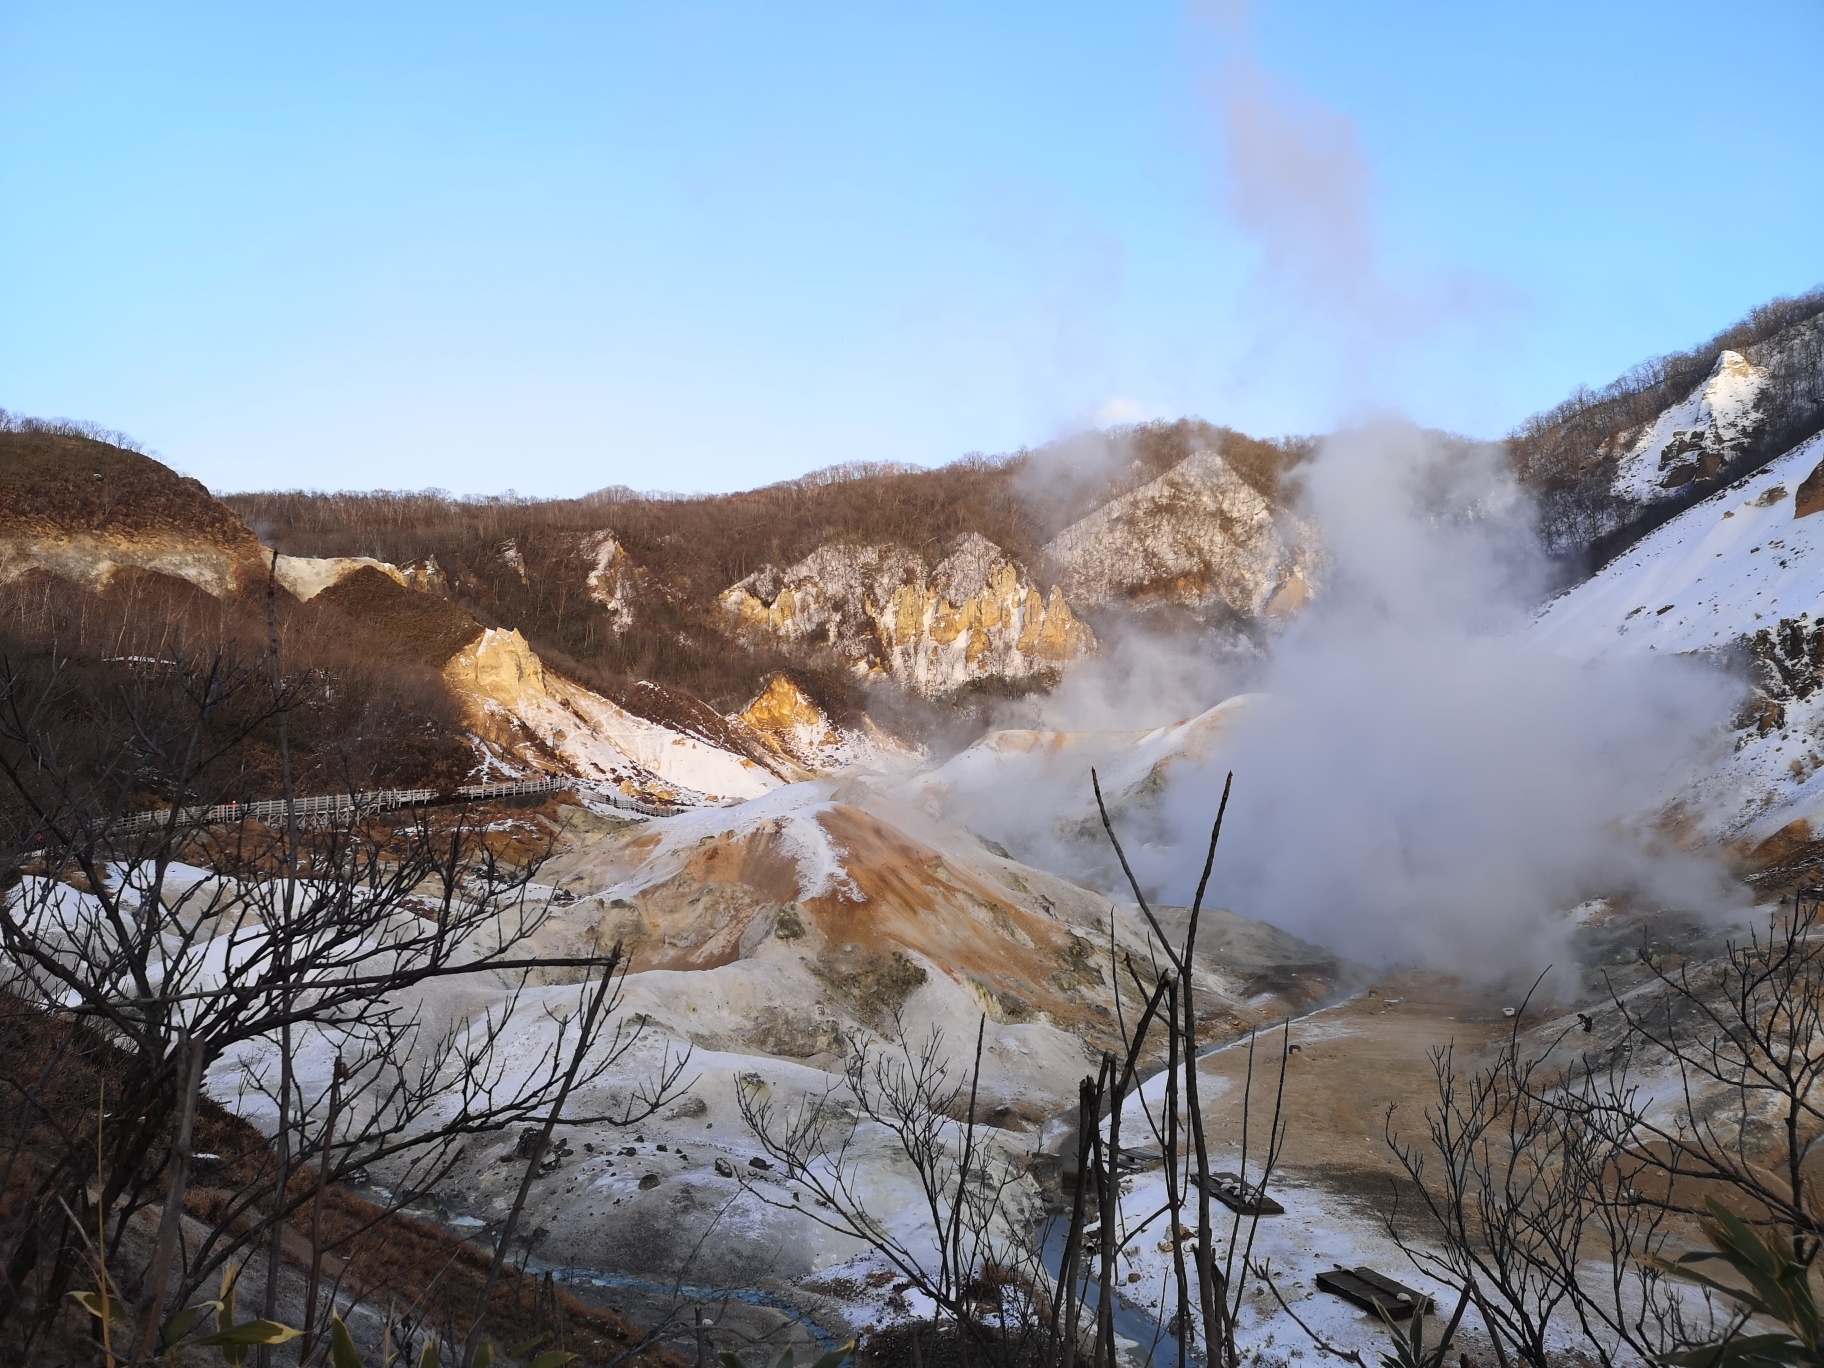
[748,1157,772,1171]
[1797,461,1824,519]
[715,1158,735,1178]
[639,1173,660,1190]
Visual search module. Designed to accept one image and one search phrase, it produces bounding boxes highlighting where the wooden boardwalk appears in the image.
[109,774,680,835]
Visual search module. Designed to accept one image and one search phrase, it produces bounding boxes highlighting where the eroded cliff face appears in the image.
[271,554,407,601]
[720,533,1095,696]
[1042,449,1316,618]
[0,532,267,598]
[736,674,924,774]
[1609,350,1771,502]
[445,627,779,803]
[582,531,642,634]
[0,431,274,597]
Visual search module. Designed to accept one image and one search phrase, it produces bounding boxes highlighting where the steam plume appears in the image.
[1147,422,1743,971]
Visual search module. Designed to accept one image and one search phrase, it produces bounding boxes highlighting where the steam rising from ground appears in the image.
[933,423,1744,974]
[921,7,1741,974]
[1164,422,1742,969]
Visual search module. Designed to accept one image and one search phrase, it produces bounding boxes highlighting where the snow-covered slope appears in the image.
[1609,351,1769,503]
[1535,432,1824,836]
[895,696,1262,881]
[446,628,780,805]
[734,674,924,776]
[911,695,1259,814]
[1535,432,1824,660]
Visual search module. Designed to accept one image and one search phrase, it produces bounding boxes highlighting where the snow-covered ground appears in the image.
[1535,431,1824,660]
[449,627,779,805]
[1608,351,1769,504]
[1535,431,1824,837]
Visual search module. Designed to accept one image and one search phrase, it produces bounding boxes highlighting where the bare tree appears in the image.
[738,1013,1051,1365]
[0,643,685,1361]
[1598,892,1824,1259]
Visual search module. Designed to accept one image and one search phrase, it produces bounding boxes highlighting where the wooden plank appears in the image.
[1198,1171,1284,1216]
[1315,1267,1432,1319]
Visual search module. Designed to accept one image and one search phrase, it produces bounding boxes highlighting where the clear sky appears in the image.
[2,1,1820,497]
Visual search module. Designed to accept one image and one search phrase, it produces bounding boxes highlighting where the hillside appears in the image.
[16,295,1824,1368]
[222,420,1314,722]
[1513,289,1824,882]
[0,432,800,808]
[1511,287,1824,576]
[0,423,270,596]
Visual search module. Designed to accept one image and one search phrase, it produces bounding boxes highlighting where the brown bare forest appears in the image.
[0,568,476,812]
[224,421,1309,716]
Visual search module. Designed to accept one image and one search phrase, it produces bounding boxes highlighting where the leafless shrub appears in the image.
[0,634,683,1361]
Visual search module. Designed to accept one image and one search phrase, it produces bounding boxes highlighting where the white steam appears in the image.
[916,5,1745,975]
[1144,422,1742,970]
[927,423,1743,974]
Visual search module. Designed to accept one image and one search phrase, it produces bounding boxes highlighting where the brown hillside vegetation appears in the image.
[0,569,475,807]
[225,419,1308,714]
[313,566,486,668]
[0,427,262,552]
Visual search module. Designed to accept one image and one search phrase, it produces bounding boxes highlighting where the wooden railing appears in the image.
[110,774,680,835]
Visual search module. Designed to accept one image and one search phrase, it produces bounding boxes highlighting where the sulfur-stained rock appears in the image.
[719,533,1094,697]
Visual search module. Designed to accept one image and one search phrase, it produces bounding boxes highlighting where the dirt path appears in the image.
[1195,970,1522,1213]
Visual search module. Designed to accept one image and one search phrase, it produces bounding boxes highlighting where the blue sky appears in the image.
[2,2,1820,497]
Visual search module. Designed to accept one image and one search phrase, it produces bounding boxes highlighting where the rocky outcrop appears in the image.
[0,431,271,597]
[277,553,458,601]
[582,532,642,633]
[1610,350,1770,500]
[1043,450,1315,618]
[720,533,1094,696]
[399,555,449,595]
[1744,615,1824,735]
[1518,302,1824,563]
[0,532,265,598]
[272,554,407,601]
[736,674,923,774]
[445,627,777,804]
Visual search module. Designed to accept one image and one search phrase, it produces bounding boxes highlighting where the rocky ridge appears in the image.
[736,674,923,776]
[447,628,781,803]
[1516,293,1824,566]
[721,532,1095,696]
[1043,449,1316,618]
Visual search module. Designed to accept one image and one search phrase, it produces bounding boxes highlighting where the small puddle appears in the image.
[531,1259,847,1352]
[1038,1216,1184,1368]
